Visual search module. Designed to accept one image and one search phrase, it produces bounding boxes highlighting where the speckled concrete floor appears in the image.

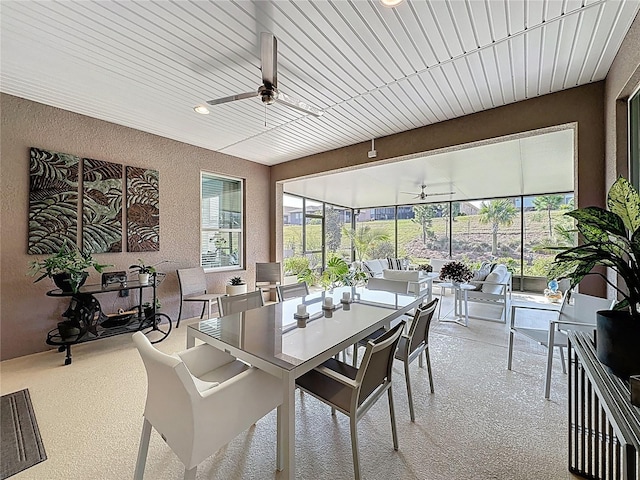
[1,292,580,479]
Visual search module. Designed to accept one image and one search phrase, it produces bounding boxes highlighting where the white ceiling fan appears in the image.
[204,33,323,117]
[401,184,455,201]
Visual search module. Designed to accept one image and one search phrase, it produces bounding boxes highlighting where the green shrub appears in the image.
[283,256,310,275]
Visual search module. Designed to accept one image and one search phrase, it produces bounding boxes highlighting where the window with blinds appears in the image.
[201,172,243,270]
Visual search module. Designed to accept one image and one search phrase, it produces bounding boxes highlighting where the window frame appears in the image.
[200,171,244,272]
[629,84,640,191]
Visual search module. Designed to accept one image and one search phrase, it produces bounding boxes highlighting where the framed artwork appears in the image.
[126,167,159,252]
[28,147,79,254]
[82,158,123,253]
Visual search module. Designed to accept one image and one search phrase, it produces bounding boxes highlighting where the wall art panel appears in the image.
[82,158,123,253]
[28,147,79,254]
[126,166,159,252]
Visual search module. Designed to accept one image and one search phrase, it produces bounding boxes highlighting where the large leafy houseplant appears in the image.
[548,176,639,316]
[548,176,640,377]
[29,243,111,293]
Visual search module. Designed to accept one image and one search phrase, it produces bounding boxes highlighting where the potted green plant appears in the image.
[142,297,162,319]
[283,256,310,285]
[226,276,247,296]
[29,243,111,293]
[548,176,640,377]
[129,259,157,285]
[439,261,473,285]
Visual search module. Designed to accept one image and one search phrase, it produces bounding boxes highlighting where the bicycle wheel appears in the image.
[141,312,172,344]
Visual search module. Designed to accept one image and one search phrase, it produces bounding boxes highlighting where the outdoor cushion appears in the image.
[470,261,493,290]
[363,260,384,277]
[481,264,509,294]
[382,269,419,282]
[386,258,404,270]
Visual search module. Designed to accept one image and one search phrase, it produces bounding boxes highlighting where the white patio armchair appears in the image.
[132,332,282,480]
[507,292,614,399]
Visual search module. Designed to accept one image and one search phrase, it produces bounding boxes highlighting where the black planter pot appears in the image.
[53,272,88,293]
[596,310,640,378]
[57,321,81,340]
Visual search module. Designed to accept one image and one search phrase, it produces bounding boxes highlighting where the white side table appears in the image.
[438,283,475,326]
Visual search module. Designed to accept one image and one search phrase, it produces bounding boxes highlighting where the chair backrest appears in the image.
[256,262,281,284]
[356,322,404,406]
[177,267,208,297]
[276,282,309,302]
[366,277,409,294]
[429,259,448,275]
[559,292,615,327]
[132,332,197,438]
[407,298,438,354]
[217,290,265,316]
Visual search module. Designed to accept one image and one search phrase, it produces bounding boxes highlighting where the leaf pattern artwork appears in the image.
[82,158,123,253]
[126,167,159,252]
[28,147,79,254]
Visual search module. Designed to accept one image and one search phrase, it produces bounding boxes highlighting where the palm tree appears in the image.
[341,225,390,262]
[478,199,517,256]
[532,194,564,239]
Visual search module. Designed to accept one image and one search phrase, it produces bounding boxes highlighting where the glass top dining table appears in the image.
[186,285,428,479]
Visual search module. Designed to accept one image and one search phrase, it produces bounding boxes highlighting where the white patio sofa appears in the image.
[465,263,512,322]
[356,258,409,278]
[430,259,512,323]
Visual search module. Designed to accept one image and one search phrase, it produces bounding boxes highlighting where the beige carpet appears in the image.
[1,293,581,479]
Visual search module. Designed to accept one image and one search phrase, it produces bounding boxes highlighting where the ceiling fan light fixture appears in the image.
[379,0,404,7]
[193,105,210,115]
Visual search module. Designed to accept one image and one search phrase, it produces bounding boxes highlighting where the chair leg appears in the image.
[199,302,206,319]
[134,418,152,480]
[559,346,567,374]
[349,415,361,480]
[387,387,399,450]
[418,350,424,368]
[177,301,184,328]
[507,327,515,370]
[425,348,434,394]
[184,466,197,480]
[404,360,415,422]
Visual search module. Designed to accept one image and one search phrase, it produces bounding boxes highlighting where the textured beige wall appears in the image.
[604,12,640,298]
[605,12,640,185]
[271,82,606,295]
[0,94,270,360]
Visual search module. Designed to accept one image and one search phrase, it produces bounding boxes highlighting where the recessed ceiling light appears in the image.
[193,105,210,115]
[380,0,404,7]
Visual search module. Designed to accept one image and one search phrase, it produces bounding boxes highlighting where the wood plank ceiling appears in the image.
[1,0,638,166]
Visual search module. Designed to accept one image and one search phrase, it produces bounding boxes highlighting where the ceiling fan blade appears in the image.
[427,191,456,196]
[276,91,323,117]
[261,32,277,89]
[206,92,257,106]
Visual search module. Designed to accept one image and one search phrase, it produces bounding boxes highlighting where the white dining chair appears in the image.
[132,332,282,480]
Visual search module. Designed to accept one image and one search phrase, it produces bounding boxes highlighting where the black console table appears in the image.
[46,273,172,365]
[568,331,640,479]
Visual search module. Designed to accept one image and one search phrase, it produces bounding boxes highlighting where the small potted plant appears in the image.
[418,264,433,273]
[439,261,473,285]
[29,242,111,293]
[226,276,247,296]
[129,259,157,285]
[142,297,162,319]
